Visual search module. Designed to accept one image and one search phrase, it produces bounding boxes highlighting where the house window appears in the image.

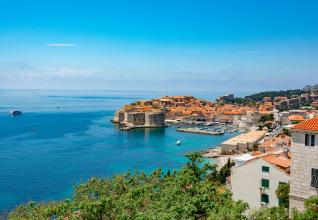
[305,134,310,146]
[311,168,318,188]
[278,198,283,206]
[262,166,270,173]
[261,194,269,204]
[306,134,316,147]
[261,179,269,188]
[311,135,315,147]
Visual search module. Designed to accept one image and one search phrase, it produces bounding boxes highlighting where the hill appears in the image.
[245,89,305,102]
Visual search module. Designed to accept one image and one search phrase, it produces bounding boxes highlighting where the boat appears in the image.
[176,140,182,145]
[120,127,131,131]
[10,110,22,116]
[204,122,214,126]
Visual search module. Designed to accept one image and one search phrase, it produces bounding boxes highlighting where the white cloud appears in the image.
[45,43,77,47]
[40,67,99,77]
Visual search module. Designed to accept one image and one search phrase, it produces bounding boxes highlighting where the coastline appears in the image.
[0,97,237,212]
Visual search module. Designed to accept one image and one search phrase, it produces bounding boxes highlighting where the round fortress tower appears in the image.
[113,110,125,123]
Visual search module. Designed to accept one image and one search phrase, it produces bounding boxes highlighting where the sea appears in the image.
[0,89,239,213]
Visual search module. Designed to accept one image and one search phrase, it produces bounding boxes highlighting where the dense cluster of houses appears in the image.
[272,89,318,111]
[115,95,276,125]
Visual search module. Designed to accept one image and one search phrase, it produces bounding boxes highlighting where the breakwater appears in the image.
[177,127,224,135]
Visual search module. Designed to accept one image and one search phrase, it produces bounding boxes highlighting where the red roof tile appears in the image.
[292,117,318,131]
[263,154,290,168]
[288,115,305,121]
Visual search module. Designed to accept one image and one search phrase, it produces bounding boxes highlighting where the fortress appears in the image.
[113,106,166,128]
[113,95,271,128]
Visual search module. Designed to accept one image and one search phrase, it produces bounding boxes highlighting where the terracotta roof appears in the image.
[260,139,274,148]
[252,151,262,156]
[288,115,305,121]
[263,154,290,168]
[292,117,318,131]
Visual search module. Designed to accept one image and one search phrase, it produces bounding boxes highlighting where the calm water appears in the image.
[0,90,236,212]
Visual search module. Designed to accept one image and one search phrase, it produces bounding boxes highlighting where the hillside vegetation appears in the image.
[245,89,304,102]
[9,153,318,220]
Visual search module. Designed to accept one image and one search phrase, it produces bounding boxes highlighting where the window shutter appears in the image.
[311,135,315,147]
[261,179,270,188]
[311,169,318,188]
[305,134,310,146]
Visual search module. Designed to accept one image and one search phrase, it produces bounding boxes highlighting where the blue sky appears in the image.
[0,0,317,93]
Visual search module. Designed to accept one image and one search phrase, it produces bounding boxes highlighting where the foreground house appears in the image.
[290,117,318,211]
[230,151,290,208]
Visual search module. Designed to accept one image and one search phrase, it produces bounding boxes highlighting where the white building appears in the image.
[290,117,318,211]
[230,151,290,208]
[220,130,266,154]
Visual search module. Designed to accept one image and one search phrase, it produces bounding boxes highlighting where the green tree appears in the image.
[276,183,290,208]
[249,195,318,220]
[293,196,318,220]
[249,206,289,220]
[258,114,274,123]
[218,158,235,184]
[9,153,248,220]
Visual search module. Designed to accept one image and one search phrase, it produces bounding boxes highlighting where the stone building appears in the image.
[237,111,261,128]
[220,130,266,154]
[263,97,272,103]
[113,110,125,123]
[289,117,318,211]
[216,94,235,104]
[113,108,165,128]
[144,112,166,127]
[124,112,146,127]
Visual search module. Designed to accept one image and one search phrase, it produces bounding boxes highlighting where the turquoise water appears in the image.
[0,90,236,212]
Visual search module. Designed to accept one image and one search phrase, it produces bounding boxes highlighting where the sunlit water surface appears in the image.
[0,90,237,212]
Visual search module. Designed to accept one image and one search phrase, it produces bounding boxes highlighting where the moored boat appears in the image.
[10,110,22,116]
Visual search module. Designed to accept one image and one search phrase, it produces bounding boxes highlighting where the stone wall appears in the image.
[145,112,165,127]
[124,112,145,127]
[290,131,318,211]
[114,110,166,128]
[113,110,125,123]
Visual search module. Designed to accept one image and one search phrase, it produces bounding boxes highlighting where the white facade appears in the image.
[231,158,289,208]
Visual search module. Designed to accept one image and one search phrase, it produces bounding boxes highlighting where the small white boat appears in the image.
[176,140,182,145]
[10,110,22,116]
[121,127,131,131]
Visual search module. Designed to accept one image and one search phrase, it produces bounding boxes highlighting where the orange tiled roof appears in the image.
[288,115,305,121]
[292,117,318,131]
[260,139,274,148]
[288,152,291,158]
[252,151,262,156]
[263,154,290,168]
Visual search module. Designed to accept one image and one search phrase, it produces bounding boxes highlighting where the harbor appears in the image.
[174,122,241,136]
[177,127,224,135]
